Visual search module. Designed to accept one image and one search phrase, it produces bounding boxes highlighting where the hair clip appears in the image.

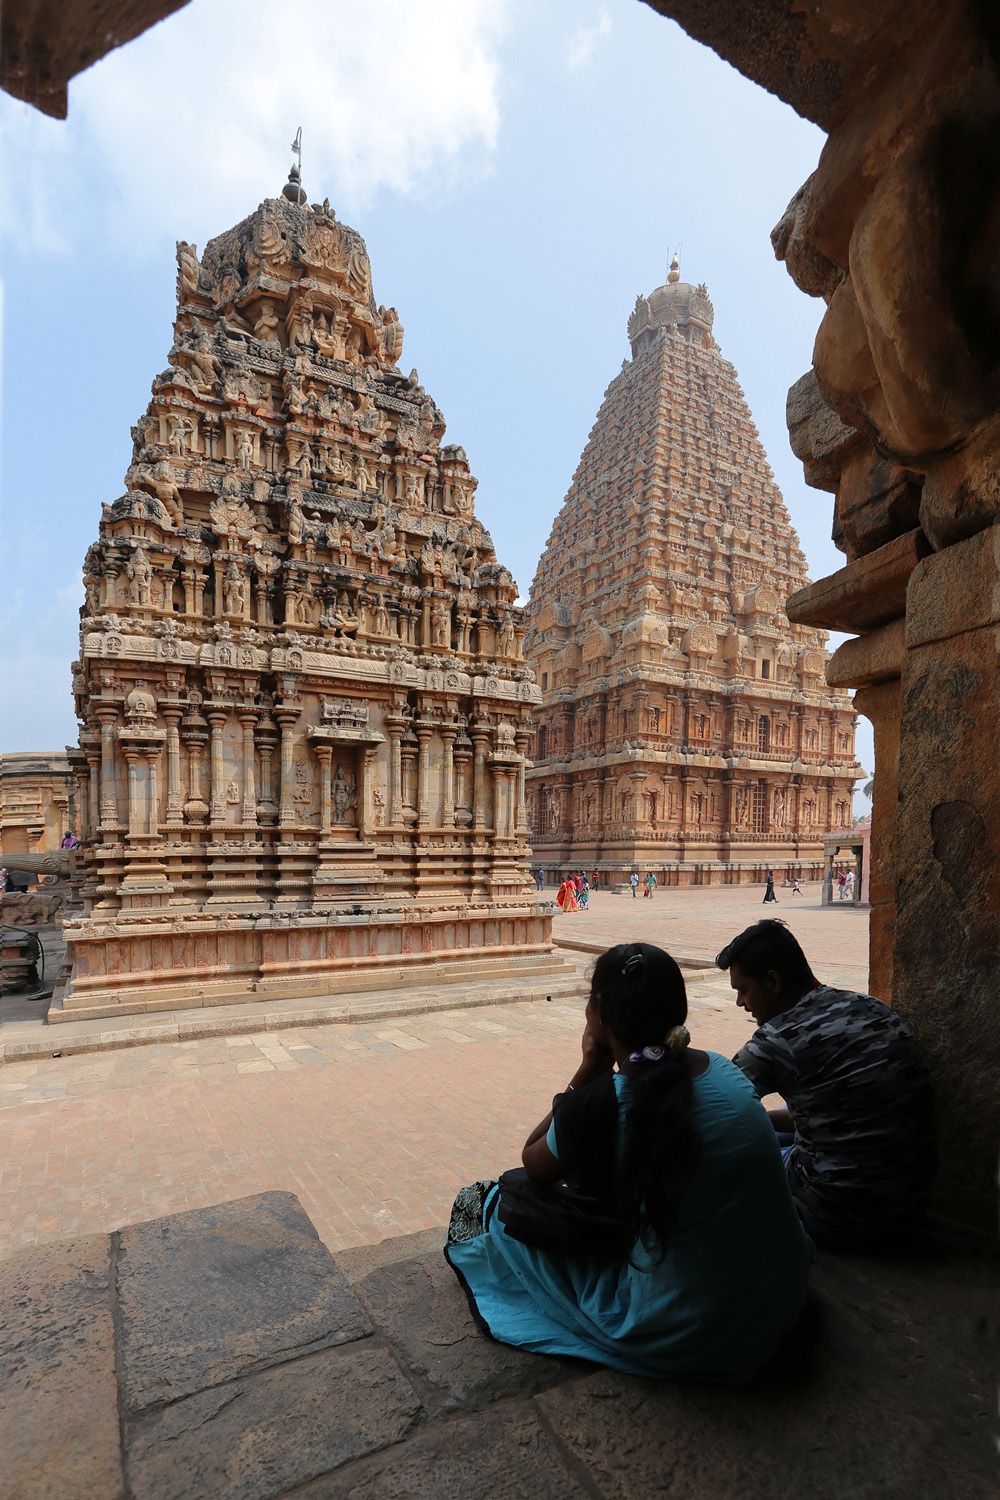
[628,1044,665,1063]
[621,953,643,977]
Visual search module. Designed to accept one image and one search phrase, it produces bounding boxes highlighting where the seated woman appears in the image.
[445,942,812,1383]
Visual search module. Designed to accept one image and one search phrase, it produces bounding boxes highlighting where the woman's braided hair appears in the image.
[591,941,699,1264]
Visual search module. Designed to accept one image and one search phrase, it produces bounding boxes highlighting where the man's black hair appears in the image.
[715,919,816,992]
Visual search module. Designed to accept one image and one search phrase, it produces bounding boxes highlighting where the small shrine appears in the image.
[60,160,549,1019]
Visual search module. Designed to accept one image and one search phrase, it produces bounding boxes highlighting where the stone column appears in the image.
[122,746,143,840]
[440,724,457,828]
[96,709,119,829]
[86,752,101,838]
[506,768,517,839]
[207,708,228,825]
[514,729,530,835]
[161,705,184,828]
[854,679,900,1004]
[255,714,279,822]
[315,744,333,836]
[416,723,433,829]
[239,710,258,826]
[146,748,160,838]
[359,748,376,839]
[471,727,488,832]
[383,709,407,828]
[275,703,301,828]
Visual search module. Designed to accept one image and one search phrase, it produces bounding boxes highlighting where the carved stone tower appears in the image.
[524,262,861,886]
[61,175,556,1019]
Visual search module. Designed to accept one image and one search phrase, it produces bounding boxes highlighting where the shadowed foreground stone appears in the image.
[0,1236,124,1500]
[299,1402,591,1500]
[117,1191,371,1413]
[126,1345,421,1500]
[354,1251,589,1413]
[1,1197,995,1499]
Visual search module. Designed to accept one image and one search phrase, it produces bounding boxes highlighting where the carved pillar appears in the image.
[453,734,472,827]
[96,708,120,829]
[315,743,333,836]
[86,752,100,838]
[180,703,209,822]
[359,748,376,839]
[514,730,530,835]
[161,705,184,828]
[416,722,433,829]
[207,708,228,825]
[123,746,143,840]
[146,748,160,837]
[255,712,279,822]
[275,702,301,828]
[440,723,457,828]
[384,708,407,828]
[471,726,488,832]
[239,710,258,826]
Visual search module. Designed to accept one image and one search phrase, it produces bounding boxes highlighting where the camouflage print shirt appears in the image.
[733,987,937,1233]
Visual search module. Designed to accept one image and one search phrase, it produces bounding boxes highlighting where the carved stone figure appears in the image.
[331,763,356,823]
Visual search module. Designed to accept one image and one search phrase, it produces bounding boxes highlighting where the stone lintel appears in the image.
[826,618,905,687]
[905,522,1000,648]
[786,528,930,633]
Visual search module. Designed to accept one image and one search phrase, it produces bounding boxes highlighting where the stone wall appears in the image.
[644,0,1000,1227]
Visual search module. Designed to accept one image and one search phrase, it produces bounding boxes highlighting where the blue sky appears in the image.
[0,0,872,792]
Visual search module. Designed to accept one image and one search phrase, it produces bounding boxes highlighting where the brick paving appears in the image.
[0,886,867,1261]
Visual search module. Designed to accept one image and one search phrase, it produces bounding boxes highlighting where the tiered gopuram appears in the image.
[60,168,553,1021]
[524,260,860,887]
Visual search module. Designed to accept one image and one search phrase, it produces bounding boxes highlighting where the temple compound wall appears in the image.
[524,265,860,887]
[60,173,553,1022]
[0,753,74,857]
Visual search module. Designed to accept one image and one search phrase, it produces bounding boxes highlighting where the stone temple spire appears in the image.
[523,268,861,888]
[63,184,554,1020]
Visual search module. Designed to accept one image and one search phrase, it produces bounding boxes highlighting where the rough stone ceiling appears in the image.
[1,0,190,118]
[639,0,946,128]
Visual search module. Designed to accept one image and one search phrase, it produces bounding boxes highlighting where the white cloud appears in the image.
[567,8,611,71]
[0,0,509,256]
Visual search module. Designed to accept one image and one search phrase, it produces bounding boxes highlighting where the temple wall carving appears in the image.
[61,176,554,1020]
[524,261,860,885]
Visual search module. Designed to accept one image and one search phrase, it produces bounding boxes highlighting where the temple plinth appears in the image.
[524,265,861,886]
[60,180,555,1020]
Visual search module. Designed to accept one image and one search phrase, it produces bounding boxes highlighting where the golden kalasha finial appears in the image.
[667,250,681,284]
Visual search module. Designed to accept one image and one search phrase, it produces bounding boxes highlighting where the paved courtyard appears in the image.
[0,886,868,1261]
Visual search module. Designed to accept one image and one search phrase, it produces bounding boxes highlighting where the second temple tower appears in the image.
[524,260,861,886]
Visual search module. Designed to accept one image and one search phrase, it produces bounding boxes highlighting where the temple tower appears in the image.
[60,170,557,1020]
[524,260,861,887]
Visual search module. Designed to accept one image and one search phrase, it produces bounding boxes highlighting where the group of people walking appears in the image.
[445,918,936,1383]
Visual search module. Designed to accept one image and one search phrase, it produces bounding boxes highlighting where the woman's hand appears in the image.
[573,998,615,1086]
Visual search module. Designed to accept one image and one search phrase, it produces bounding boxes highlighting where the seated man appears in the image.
[716,919,937,1251]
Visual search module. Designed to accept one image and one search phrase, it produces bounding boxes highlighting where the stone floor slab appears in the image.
[356,1251,589,1413]
[117,1191,372,1413]
[124,1342,421,1500]
[298,1401,592,1500]
[535,1242,999,1500]
[0,1234,124,1500]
